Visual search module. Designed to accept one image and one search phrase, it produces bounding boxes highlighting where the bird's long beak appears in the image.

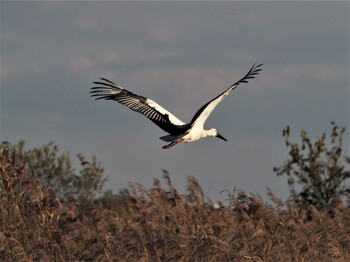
[216,133,227,141]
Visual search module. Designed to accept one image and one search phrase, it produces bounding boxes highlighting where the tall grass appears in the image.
[0,142,349,261]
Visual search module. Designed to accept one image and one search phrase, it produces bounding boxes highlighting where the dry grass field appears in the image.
[0,148,349,261]
[1,124,349,261]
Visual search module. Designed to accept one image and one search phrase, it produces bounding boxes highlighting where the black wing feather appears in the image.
[190,63,263,125]
[90,79,186,135]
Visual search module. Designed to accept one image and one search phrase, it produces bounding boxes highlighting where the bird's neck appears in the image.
[202,129,215,138]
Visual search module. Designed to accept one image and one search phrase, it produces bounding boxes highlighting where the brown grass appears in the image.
[0,145,349,261]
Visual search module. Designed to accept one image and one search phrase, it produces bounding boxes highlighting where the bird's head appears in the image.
[210,128,227,142]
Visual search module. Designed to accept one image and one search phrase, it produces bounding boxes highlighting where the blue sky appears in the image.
[1,2,348,201]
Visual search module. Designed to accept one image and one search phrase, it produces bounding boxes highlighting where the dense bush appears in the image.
[0,123,349,261]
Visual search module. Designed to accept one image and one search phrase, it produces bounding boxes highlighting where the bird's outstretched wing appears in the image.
[91,78,187,135]
[190,63,263,127]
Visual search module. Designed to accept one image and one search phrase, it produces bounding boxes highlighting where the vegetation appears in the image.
[0,123,349,261]
[274,122,350,212]
[6,140,106,198]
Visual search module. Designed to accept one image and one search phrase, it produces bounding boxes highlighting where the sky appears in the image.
[1,1,349,202]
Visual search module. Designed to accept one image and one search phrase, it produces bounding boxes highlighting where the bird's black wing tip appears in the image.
[254,63,263,71]
[100,77,115,84]
[91,86,105,90]
[235,63,263,85]
[92,80,119,89]
[91,95,114,101]
[90,90,105,94]
[92,82,106,86]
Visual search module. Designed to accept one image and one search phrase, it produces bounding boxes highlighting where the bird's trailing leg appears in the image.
[162,139,183,149]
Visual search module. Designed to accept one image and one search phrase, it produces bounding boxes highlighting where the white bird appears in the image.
[91,63,262,149]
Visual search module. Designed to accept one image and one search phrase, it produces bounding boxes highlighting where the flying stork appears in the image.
[90,63,262,149]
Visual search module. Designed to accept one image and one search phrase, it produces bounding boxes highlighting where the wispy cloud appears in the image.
[0,57,12,78]
[282,64,347,82]
[75,16,97,30]
[151,23,180,45]
[69,56,94,71]
[101,49,120,63]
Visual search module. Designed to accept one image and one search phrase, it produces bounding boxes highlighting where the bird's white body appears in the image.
[161,126,216,143]
[185,127,219,143]
[91,64,262,149]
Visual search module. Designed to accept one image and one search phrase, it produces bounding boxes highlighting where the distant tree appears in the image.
[274,122,350,211]
[1,140,106,198]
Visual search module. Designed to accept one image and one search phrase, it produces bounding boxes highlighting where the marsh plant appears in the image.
[0,123,349,261]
